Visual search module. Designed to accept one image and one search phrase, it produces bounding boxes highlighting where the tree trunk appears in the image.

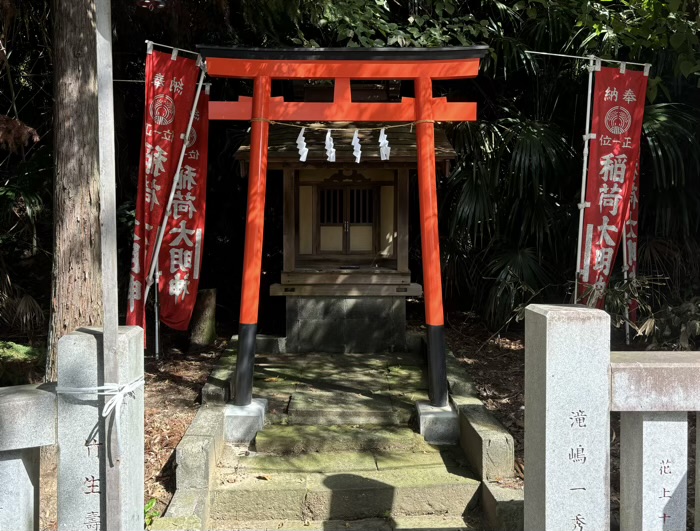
[189,289,217,348]
[46,0,103,381]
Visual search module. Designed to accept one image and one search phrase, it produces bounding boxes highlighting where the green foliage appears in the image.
[228,0,700,329]
[3,0,700,337]
[144,498,161,528]
[0,340,45,385]
[637,298,700,350]
[0,0,53,343]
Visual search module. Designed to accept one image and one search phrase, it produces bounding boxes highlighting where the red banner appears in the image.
[625,163,639,321]
[157,88,209,330]
[578,66,648,306]
[127,50,201,333]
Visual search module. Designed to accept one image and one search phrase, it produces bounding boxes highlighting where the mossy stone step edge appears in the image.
[253,425,432,455]
[209,468,480,522]
[206,515,480,531]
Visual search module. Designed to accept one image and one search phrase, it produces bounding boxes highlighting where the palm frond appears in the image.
[498,117,575,199]
[642,103,700,190]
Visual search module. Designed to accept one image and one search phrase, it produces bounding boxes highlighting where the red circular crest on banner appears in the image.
[604,106,632,135]
[150,94,176,125]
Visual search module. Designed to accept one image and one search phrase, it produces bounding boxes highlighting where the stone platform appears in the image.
[153,342,522,531]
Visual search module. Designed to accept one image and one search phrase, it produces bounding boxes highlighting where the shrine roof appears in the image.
[235,123,456,164]
[198,46,489,62]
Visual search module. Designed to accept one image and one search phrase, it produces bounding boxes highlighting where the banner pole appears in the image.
[574,56,598,302]
[622,225,631,345]
[143,66,206,305]
[154,269,161,359]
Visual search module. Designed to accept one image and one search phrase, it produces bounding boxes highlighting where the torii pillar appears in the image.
[415,76,448,406]
[234,75,271,405]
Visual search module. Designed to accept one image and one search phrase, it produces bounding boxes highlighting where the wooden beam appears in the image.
[206,57,480,80]
[281,271,410,285]
[209,99,477,122]
[270,282,422,297]
[283,169,295,273]
[397,169,410,273]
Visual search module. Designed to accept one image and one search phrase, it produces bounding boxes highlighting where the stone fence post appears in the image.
[57,327,144,530]
[524,305,610,531]
[0,383,56,531]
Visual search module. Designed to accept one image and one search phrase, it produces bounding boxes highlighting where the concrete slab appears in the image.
[234,451,378,474]
[255,425,431,455]
[387,365,428,390]
[458,404,514,480]
[375,449,449,471]
[209,473,308,520]
[202,352,236,405]
[392,515,479,530]
[481,481,524,531]
[0,383,56,451]
[611,350,700,411]
[304,467,480,520]
[224,398,267,444]
[149,515,203,531]
[416,401,460,445]
[208,518,392,531]
[288,389,399,425]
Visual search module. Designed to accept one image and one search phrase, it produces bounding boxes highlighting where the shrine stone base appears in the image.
[285,297,406,353]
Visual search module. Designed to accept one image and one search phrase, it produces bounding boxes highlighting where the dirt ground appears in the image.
[442,311,526,486]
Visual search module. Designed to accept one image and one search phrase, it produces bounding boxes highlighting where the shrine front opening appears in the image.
[199,45,488,409]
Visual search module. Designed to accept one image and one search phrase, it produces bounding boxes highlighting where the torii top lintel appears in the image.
[198,46,488,123]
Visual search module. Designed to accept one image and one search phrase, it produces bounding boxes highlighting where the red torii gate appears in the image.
[199,46,487,408]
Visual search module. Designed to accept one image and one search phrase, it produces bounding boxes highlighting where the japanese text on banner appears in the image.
[127,50,200,334]
[578,67,648,306]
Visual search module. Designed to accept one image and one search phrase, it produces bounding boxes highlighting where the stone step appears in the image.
[210,445,480,528]
[207,515,480,530]
[254,425,434,455]
[287,388,412,426]
[209,464,480,522]
[219,445,467,474]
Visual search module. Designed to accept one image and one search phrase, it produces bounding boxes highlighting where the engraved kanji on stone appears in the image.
[568,445,587,464]
[84,511,101,530]
[83,475,100,495]
[570,410,587,428]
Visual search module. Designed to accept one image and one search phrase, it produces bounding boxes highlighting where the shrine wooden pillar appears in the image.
[234,75,271,406]
[415,76,448,407]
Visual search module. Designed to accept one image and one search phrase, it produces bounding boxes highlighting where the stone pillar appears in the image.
[57,327,144,531]
[621,412,687,531]
[524,305,610,531]
[0,384,56,531]
[0,448,39,530]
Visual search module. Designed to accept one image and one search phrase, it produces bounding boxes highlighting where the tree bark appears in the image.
[46,0,102,381]
[189,289,217,348]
